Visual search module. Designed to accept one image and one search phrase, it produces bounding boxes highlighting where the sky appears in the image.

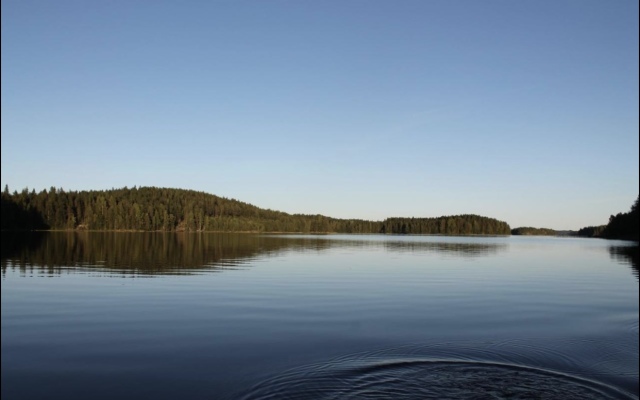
[1,0,638,230]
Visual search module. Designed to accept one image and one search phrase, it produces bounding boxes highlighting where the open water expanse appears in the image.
[1,232,638,399]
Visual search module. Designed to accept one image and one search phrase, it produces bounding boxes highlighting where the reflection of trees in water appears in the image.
[383,241,507,256]
[1,233,507,277]
[1,231,46,261]
[609,246,639,281]
[1,232,297,276]
[269,236,508,257]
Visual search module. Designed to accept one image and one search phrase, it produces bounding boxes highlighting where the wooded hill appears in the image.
[1,186,510,235]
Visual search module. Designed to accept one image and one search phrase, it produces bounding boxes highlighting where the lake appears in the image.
[1,232,638,399]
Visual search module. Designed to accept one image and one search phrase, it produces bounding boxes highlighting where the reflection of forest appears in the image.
[383,241,507,256]
[1,232,296,276]
[1,233,508,276]
[609,246,639,281]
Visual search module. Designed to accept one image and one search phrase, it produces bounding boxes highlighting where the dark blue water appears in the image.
[1,233,638,399]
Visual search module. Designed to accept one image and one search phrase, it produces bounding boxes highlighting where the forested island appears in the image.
[1,186,511,235]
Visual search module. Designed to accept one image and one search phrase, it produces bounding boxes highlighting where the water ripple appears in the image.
[240,339,638,400]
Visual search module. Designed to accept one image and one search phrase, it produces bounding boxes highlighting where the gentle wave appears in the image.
[239,339,638,400]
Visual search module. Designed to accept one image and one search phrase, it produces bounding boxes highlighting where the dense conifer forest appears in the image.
[577,225,607,238]
[578,195,639,240]
[380,216,510,235]
[1,186,511,235]
[510,227,557,236]
[599,195,639,240]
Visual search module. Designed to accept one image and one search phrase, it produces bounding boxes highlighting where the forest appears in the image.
[381,216,510,235]
[576,225,607,238]
[510,227,557,236]
[578,195,639,240]
[1,186,511,235]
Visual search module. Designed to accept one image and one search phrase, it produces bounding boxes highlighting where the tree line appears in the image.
[578,195,639,240]
[1,185,510,235]
[576,225,607,238]
[511,227,557,236]
[381,216,510,235]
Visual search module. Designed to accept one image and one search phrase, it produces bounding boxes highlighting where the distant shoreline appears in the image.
[2,228,514,237]
[2,186,636,240]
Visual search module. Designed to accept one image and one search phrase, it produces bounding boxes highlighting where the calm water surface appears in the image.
[1,233,638,399]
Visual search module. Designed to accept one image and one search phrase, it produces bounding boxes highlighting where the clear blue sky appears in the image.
[2,0,638,230]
